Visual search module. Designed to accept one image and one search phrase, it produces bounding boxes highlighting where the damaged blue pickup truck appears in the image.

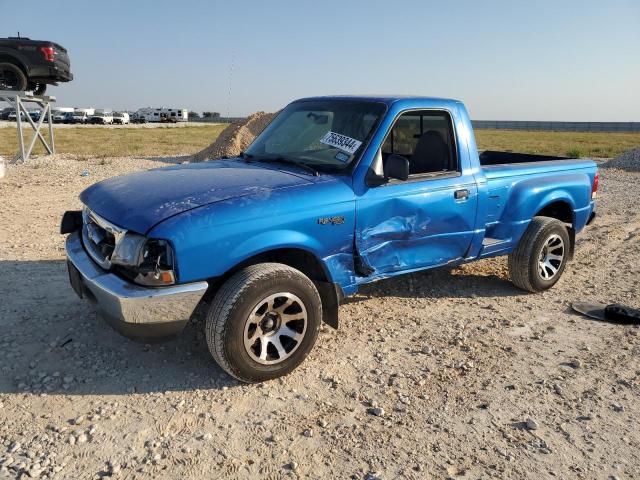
[62,96,598,382]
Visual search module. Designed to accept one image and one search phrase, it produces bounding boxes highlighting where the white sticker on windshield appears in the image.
[320,131,362,155]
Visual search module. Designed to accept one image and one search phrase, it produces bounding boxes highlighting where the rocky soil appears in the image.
[0,154,639,479]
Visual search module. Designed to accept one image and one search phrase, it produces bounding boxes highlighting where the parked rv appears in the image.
[136,107,188,123]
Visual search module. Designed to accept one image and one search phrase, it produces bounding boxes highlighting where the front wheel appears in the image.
[206,263,322,382]
[508,216,570,292]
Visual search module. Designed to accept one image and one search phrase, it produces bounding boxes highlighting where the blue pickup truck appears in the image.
[62,96,598,382]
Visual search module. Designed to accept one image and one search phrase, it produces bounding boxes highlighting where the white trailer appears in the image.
[136,107,188,123]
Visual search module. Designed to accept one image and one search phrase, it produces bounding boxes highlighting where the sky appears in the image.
[1,0,638,120]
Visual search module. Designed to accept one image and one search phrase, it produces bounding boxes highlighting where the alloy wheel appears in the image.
[538,234,565,280]
[243,292,307,365]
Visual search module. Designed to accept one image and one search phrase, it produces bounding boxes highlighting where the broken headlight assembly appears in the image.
[110,233,176,286]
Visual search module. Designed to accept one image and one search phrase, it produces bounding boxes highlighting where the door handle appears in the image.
[454,189,469,200]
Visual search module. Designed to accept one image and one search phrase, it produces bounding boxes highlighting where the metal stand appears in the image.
[0,90,56,164]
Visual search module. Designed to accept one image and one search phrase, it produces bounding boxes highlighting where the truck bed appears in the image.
[479,150,569,166]
[476,152,597,259]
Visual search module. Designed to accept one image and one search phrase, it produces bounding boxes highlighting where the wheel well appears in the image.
[203,248,341,329]
[204,248,331,299]
[535,201,573,226]
[535,201,575,259]
[0,55,26,74]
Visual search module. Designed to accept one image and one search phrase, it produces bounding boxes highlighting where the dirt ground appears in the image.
[0,155,639,480]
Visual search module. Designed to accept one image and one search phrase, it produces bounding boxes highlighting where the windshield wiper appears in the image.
[252,156,319,176]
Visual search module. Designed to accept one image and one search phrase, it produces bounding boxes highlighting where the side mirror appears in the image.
[385,154,409,181]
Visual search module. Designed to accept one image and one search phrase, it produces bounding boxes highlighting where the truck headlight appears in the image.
[111,233,176,286]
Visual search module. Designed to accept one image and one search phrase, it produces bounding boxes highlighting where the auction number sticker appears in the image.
[320,131,362,155]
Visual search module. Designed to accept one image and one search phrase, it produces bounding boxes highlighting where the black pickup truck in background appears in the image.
[0,37,73,95]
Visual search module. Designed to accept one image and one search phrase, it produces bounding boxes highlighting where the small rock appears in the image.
[76,433,88,444]
[364,472,383,480]
[317,419,327,428]
[73,415,84,425]
[302,428,313,438]
[107,460,121,475]
[612,403,624,412]
[288,461,298,471]
[29,466,43,478]
[200,433,213,441]
[367,407,385,417]
[526,418,539,430]
[569,359,582,369]
[8,442,20,453]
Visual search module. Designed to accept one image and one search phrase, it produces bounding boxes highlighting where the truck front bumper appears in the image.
[65,231,208,342]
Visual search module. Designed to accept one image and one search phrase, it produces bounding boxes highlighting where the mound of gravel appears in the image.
[192,111,276,162]
[603,148,640,172]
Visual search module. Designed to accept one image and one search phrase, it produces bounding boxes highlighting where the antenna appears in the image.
[17,31,21,38]
[226,49,234,119]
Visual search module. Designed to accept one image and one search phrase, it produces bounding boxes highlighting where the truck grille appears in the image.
[81,208,127,269]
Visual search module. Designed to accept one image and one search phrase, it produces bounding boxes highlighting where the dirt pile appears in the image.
[192,111,276,162]
[604,147,640,172]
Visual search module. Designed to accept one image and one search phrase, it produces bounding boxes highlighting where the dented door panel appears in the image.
[355,177,478,278]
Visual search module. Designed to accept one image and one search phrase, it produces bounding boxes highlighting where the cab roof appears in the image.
[293,95,462,108]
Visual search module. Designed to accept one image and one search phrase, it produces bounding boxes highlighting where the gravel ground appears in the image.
[604,148,640,172]
[0,155,639,479]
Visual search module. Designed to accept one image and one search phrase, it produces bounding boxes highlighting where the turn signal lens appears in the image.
[161,271,173,283]
[591,171,599,199]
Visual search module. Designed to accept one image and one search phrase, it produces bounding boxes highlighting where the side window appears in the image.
[382,110,457,176]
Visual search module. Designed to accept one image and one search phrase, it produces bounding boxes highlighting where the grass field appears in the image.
[0,124,228,159]
[1,124,639,159]
[474,129,640,158]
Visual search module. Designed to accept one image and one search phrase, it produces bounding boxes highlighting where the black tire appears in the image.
[0,63,27,91]
[508,216,570,293]
[206,263,322,383]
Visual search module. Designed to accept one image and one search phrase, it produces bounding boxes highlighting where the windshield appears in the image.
[245,100,386,171]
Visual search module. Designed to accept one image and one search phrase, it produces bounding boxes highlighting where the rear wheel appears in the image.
[206,263,322,383]
[508,216,570,292]
[0,63,27,91]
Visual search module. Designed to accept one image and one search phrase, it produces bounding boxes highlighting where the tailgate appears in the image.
[54,44,70,69]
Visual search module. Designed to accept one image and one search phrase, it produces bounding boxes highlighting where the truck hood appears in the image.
[79,160,313,233]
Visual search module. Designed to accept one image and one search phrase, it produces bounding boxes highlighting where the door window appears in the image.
[382,111,458,176]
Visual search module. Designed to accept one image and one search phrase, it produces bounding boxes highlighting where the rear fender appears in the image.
[497,174,589,247]
[0,51,28,74]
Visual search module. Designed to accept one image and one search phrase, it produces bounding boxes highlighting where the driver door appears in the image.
[355,110,478,277]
